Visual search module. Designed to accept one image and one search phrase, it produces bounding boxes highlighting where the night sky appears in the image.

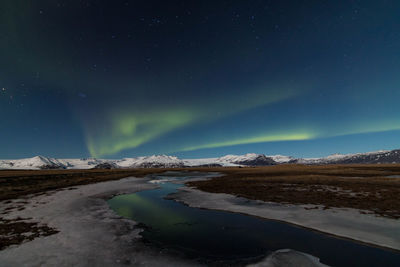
[1,1,400,159]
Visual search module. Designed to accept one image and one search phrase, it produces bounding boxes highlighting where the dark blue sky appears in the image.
[1,0,400,159]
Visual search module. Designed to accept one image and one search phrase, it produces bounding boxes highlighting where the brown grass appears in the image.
[0,217,58,250]
[187,164,400,219]
[1,165,399,250]
[0,168,170,201]
[2,165,400,219]
[0,168,170,250]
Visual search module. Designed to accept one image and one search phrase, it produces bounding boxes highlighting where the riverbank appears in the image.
[0,168,168,201]
[169,185,400,251]
[0,176,198,266]
[2,165,400,219]
[1,166,399,265]
[176,165,400,251]
[187,164,400,219]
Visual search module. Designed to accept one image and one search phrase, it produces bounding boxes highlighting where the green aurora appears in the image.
[1,1,400,158]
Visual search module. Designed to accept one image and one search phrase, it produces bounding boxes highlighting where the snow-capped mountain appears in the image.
[57,158,106,169]
[295,150,400,164]
[116,155,185,168]
[316,150,399,164]
[0,156,67,170]
[1,149,399,170]
[183,153,278,167]
[216,153,276,166]
[266,155,295,164]
[93,162,120,169]
[183,158,227,167]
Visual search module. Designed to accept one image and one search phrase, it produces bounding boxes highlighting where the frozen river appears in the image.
[108,171,400,266]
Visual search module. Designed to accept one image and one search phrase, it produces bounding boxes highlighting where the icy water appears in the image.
[108,171,400,266]
[386,175,400,178]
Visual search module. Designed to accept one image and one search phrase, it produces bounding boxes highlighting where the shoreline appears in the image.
[0,176,198,266]
[168,185,400,252]
[1,170,399,266]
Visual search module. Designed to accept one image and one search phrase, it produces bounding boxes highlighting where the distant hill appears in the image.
[1,149,399,170]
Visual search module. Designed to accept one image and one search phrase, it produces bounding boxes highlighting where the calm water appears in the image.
[108,172,400,266]
[386,175,400,178]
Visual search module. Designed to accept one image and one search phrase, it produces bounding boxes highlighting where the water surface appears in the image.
[108,171,400,266]
[386,175,400,178]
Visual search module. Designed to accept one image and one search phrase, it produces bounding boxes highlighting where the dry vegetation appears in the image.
[0,168,169,201]
[187,164,400,219]
[0,217,58,250]
[0,168,168,249]
[1,165,400,250]
[1,165,400,218]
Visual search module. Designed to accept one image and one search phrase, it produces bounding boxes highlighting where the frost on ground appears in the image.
[248,249,328,267]
[0,177,199,266]
[0,217,59,250]
[0,174,332,267]
[169,186,400,251]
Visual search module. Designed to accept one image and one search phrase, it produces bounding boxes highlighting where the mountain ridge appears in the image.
[1,149,399,170]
